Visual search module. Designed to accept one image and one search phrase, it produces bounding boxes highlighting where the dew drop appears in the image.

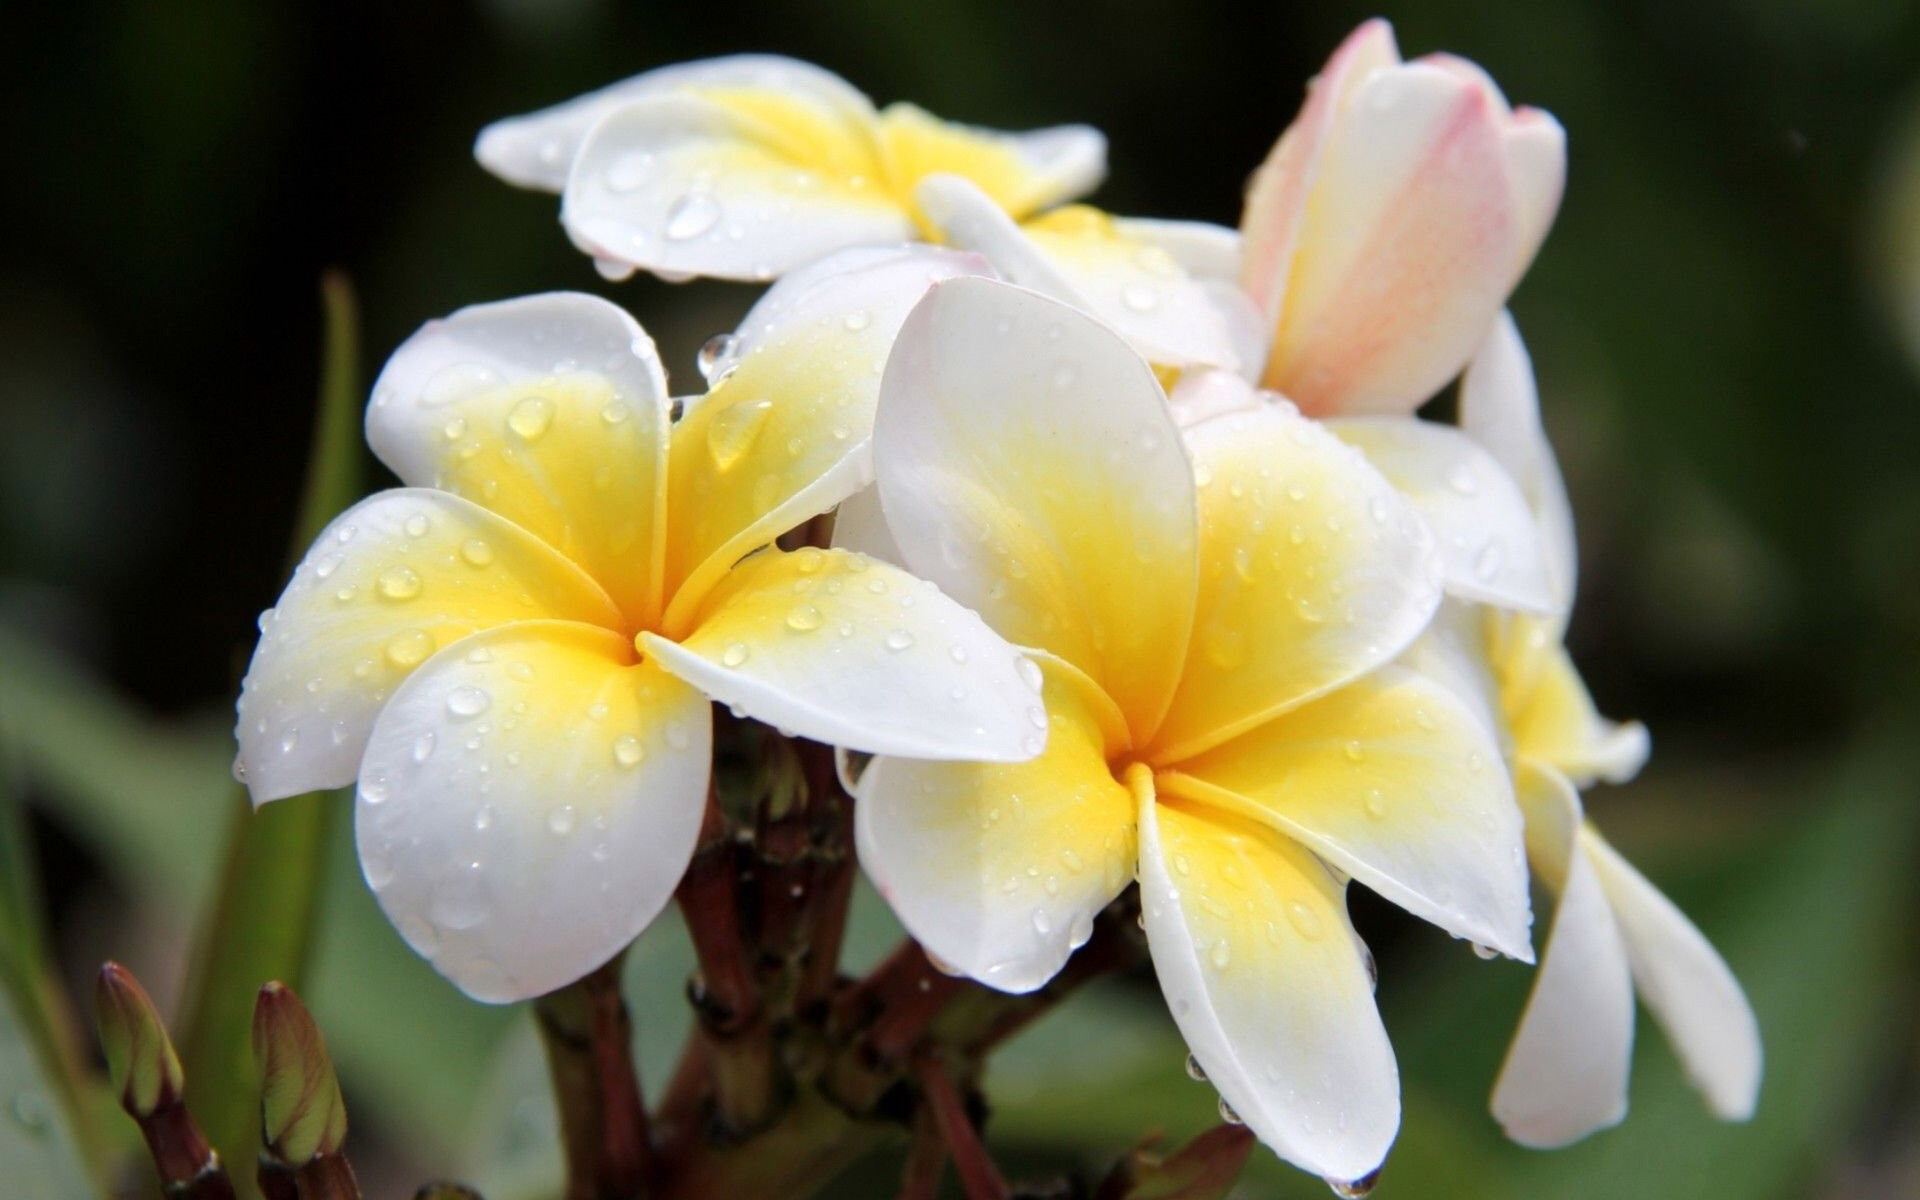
[1017,658,1044,692]
[884,629,916,651]
[1327,1169,1382,1198]
[706,398,773,470]
[1121,283,1160,312]
[1185,1052,1209,1082]
[721,642,751,667]
[601,402,632,425]
[665,192,722,241]
[1031,908,1053,936]
[1209,938,1232,970]
[1471,942,1500,961]
[404,513,431,538]
[1286,900,1324,940]
[613,734,646,768]
[507,395,555,440]
[446,686,491,718]
[377,566,422,601]
[460,538,495,567]
[548,806,577,835]
[785,603,823,632]
[1218,1096,1243,1125]
[696,333,740,384]
[385,629,434,667]
[412,731,437,763]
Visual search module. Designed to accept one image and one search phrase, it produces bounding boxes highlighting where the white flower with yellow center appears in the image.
[232,247,1049,1004]
[1446,314,1763,1146]
[853,277,1535,1186]
[475,55,1104,284]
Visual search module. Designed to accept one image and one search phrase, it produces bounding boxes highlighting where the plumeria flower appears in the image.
[854,277,1534,1186]
[1445,314,1763,1146]
[1238,19,1565,417]
[475,55,1104,284]
[232,247,1049,1003]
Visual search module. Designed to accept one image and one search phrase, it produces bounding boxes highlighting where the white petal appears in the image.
[660,245,985,628]
[1584,828,1763,1121]
[1492,764,1634,1147]
[1394,598,1504,742]
[1162,665,1534,961]
[365,291,673,627]
[356,621,711,1003]
[643,547,1046,763]
[1112,217,1243,280]
[1140,793,1398,1185]
[855,662,1133,993]
[563,94,914,282]
[1327,416,1556,613]
[234,490,622,805]
[873,275,1198,736]
[476,55,877,192]
[1459,312,1577,611]
[829,484,907,568]
[1166,368,1264,429]
[914,174,1244,370]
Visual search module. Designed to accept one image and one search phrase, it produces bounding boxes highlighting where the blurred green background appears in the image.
[4,1,1919,1197]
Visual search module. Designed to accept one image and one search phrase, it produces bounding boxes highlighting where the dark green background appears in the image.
[2,1,1916,1197]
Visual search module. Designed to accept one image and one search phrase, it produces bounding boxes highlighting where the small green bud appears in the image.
[251,981,347,1164]
[94,962,185,1117]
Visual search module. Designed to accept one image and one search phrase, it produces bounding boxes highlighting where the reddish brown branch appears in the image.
[677,787,777,1133]
[533,959,652,1200]
[897,1105,947,1200]
[912,1052,1007,1200]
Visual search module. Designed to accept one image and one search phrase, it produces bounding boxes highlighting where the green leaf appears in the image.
[0,982,97,1198]
[175,273,368,1198]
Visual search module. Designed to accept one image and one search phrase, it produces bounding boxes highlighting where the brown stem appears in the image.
[912,1052,1007,1200]
[791,740,856,1013]
[677,789,777,1134]
[534,959,652,1200]
[897,1106,947,1200]
[126,1099,237,1200]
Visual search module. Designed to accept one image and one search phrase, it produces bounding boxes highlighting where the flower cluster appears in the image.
[234,20,1760,1188]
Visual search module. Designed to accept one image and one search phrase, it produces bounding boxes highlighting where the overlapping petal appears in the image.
[517,56,1104,282]
[365,292,672,628]
[477,55,877,192]
[1491,763,1633,1146]
[661,245,982,630]
[235,490,622,804]
[876,104,1105,221]
[1499,625,1650,786]
[1585,828,1763,1121]
[1159,666,1532,959]
[1140,794,1397,1186]
[914,175,1244,370]
[1460,311,1577,611]
[1152,405,1442,760]
[643,546,1045,762]
[855,660,1133,992]
[1241,21,1565,416]
[355,621,711,1002]
[1328,416,1555,612]
[873,276,1198,736]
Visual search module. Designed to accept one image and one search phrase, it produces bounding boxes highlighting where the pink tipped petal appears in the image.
[1240,19,1401,321]
[1265,63,1516,415]
[1584,830,1763,1121]
[1503,111,1568,282]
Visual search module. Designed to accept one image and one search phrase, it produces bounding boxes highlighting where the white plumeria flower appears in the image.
[854,277,1535,1186]
[1238,19,1566,417]
[1446,314,1763,1146]
[474,55,1104,284]
[911,173,1258,373]
[1154,366,1561,617]
[232,246,1048,1004]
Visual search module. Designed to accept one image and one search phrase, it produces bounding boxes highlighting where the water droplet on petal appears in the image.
[721,642,751,667]
[1218,1096,1243,1125]
[548,806,576,835]
[507,395,555,440]
[412,732,436,763]
[613,734,645,768]
[885,629,915,651]
[460,538,495,567]
[1185,1052,1209,1082]
[665,192,722,241]
[377,566,422,601]
[1327,1169,1382,1198]
[385,629,435,667]
[1471,942,1500,960]
[404,513,431,538]
[785,603,823,631]
[446,686,491,718]
[706,398,773,471]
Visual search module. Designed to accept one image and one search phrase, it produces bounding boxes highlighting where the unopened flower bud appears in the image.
[94,961,185,1117]
[251,981,347,1164]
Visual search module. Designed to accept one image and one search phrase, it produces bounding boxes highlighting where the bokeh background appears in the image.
[4,1,1919,1196]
